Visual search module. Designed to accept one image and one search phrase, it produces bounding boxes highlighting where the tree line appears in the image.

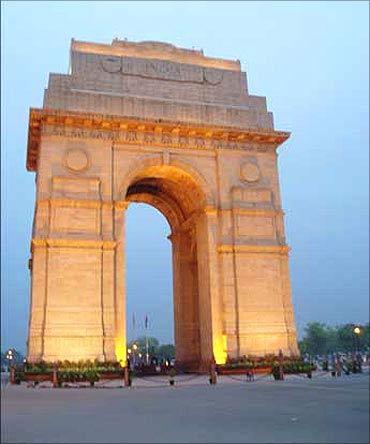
[298,322,369,355]
[127,336,175,360]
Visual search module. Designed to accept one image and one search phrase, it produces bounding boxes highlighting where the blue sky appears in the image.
[1,1,369,352]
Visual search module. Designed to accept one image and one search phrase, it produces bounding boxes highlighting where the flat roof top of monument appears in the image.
[71,39,241,71]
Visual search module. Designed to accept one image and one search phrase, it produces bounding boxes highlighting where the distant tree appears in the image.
[157,344,175,360]
[128,336,160,357]
[362,324,370,350]
[298,339,309,355]
[336,324,357,352]
[336,323,370,352]
[299,322,335,355]
[127,337,176,361]
[299,322,370,355]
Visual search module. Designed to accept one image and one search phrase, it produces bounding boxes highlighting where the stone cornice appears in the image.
[218,245,290,255]
[31,238,117,250]
[38,198,111,209]
[230,208,284,217]
[37,198,130,210]
[27,108,290,171]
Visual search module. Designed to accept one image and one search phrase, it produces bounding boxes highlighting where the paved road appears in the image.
[1,374,369,443]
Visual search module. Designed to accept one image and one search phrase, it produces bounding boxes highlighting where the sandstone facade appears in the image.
[26,39,299,368]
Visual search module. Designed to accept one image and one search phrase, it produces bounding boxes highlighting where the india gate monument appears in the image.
[26,39,299,369]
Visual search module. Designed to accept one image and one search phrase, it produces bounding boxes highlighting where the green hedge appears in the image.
[272,362,316,374]
[58,369,101,384]
[24,359,123,374]
[221,361,278,370]
[219,360,316,374]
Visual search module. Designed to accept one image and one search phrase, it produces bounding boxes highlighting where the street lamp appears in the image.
[6,349,13,371]
[132,344,138,366]
[353,326,361,354]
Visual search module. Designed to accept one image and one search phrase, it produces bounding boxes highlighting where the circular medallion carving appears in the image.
[241,161,260,182]
[203,68,224,85]
[64,149,90,172]
[100,55,122,73]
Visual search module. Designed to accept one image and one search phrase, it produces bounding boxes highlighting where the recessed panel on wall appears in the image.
[51,205,100,234]
[232,187,273,208]
[52,176,100,199]
[236,255,281,307]
[236,215,275,238]
[47,248,102,309]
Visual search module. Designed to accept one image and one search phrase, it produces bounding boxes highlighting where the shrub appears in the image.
[85,369,100,386]
[14,371,25,383]
[219,359,316,374]
[271,362,316,375]
[24,359,124,376]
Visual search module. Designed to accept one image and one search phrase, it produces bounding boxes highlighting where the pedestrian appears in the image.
[322,357,329,371]
[246,369,254,381]
[335,359,342,377]
[330,358,336,377]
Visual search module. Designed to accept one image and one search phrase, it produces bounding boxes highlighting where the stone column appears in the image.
[279,253,299,355]
[113,201,127,365]
[27,242,48,362]
[100,242,116,361]
[169,229,201,369]
[231,244,298,357]
[196,208,225,368]
[169,231,182,364]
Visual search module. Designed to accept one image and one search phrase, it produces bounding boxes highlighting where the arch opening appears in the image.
[126,203,173,356]
[124,165,209,370]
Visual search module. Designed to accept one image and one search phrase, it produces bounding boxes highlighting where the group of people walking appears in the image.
[308,352,368,377]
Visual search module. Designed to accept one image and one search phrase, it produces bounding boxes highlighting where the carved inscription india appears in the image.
[100,55,224,85]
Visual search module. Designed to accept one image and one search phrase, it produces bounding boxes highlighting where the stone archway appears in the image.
[26,39,299,367]
[123,164,214,369]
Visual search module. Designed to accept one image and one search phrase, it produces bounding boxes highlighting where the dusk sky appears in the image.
[1,1,369,353]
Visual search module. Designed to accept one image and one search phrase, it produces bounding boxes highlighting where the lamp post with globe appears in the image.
[353,326,361,354]
[352,326,363,373]
[6,349,13,372]
[132,344,138,367]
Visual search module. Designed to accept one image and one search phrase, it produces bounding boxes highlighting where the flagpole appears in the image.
[145,315,149,365]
